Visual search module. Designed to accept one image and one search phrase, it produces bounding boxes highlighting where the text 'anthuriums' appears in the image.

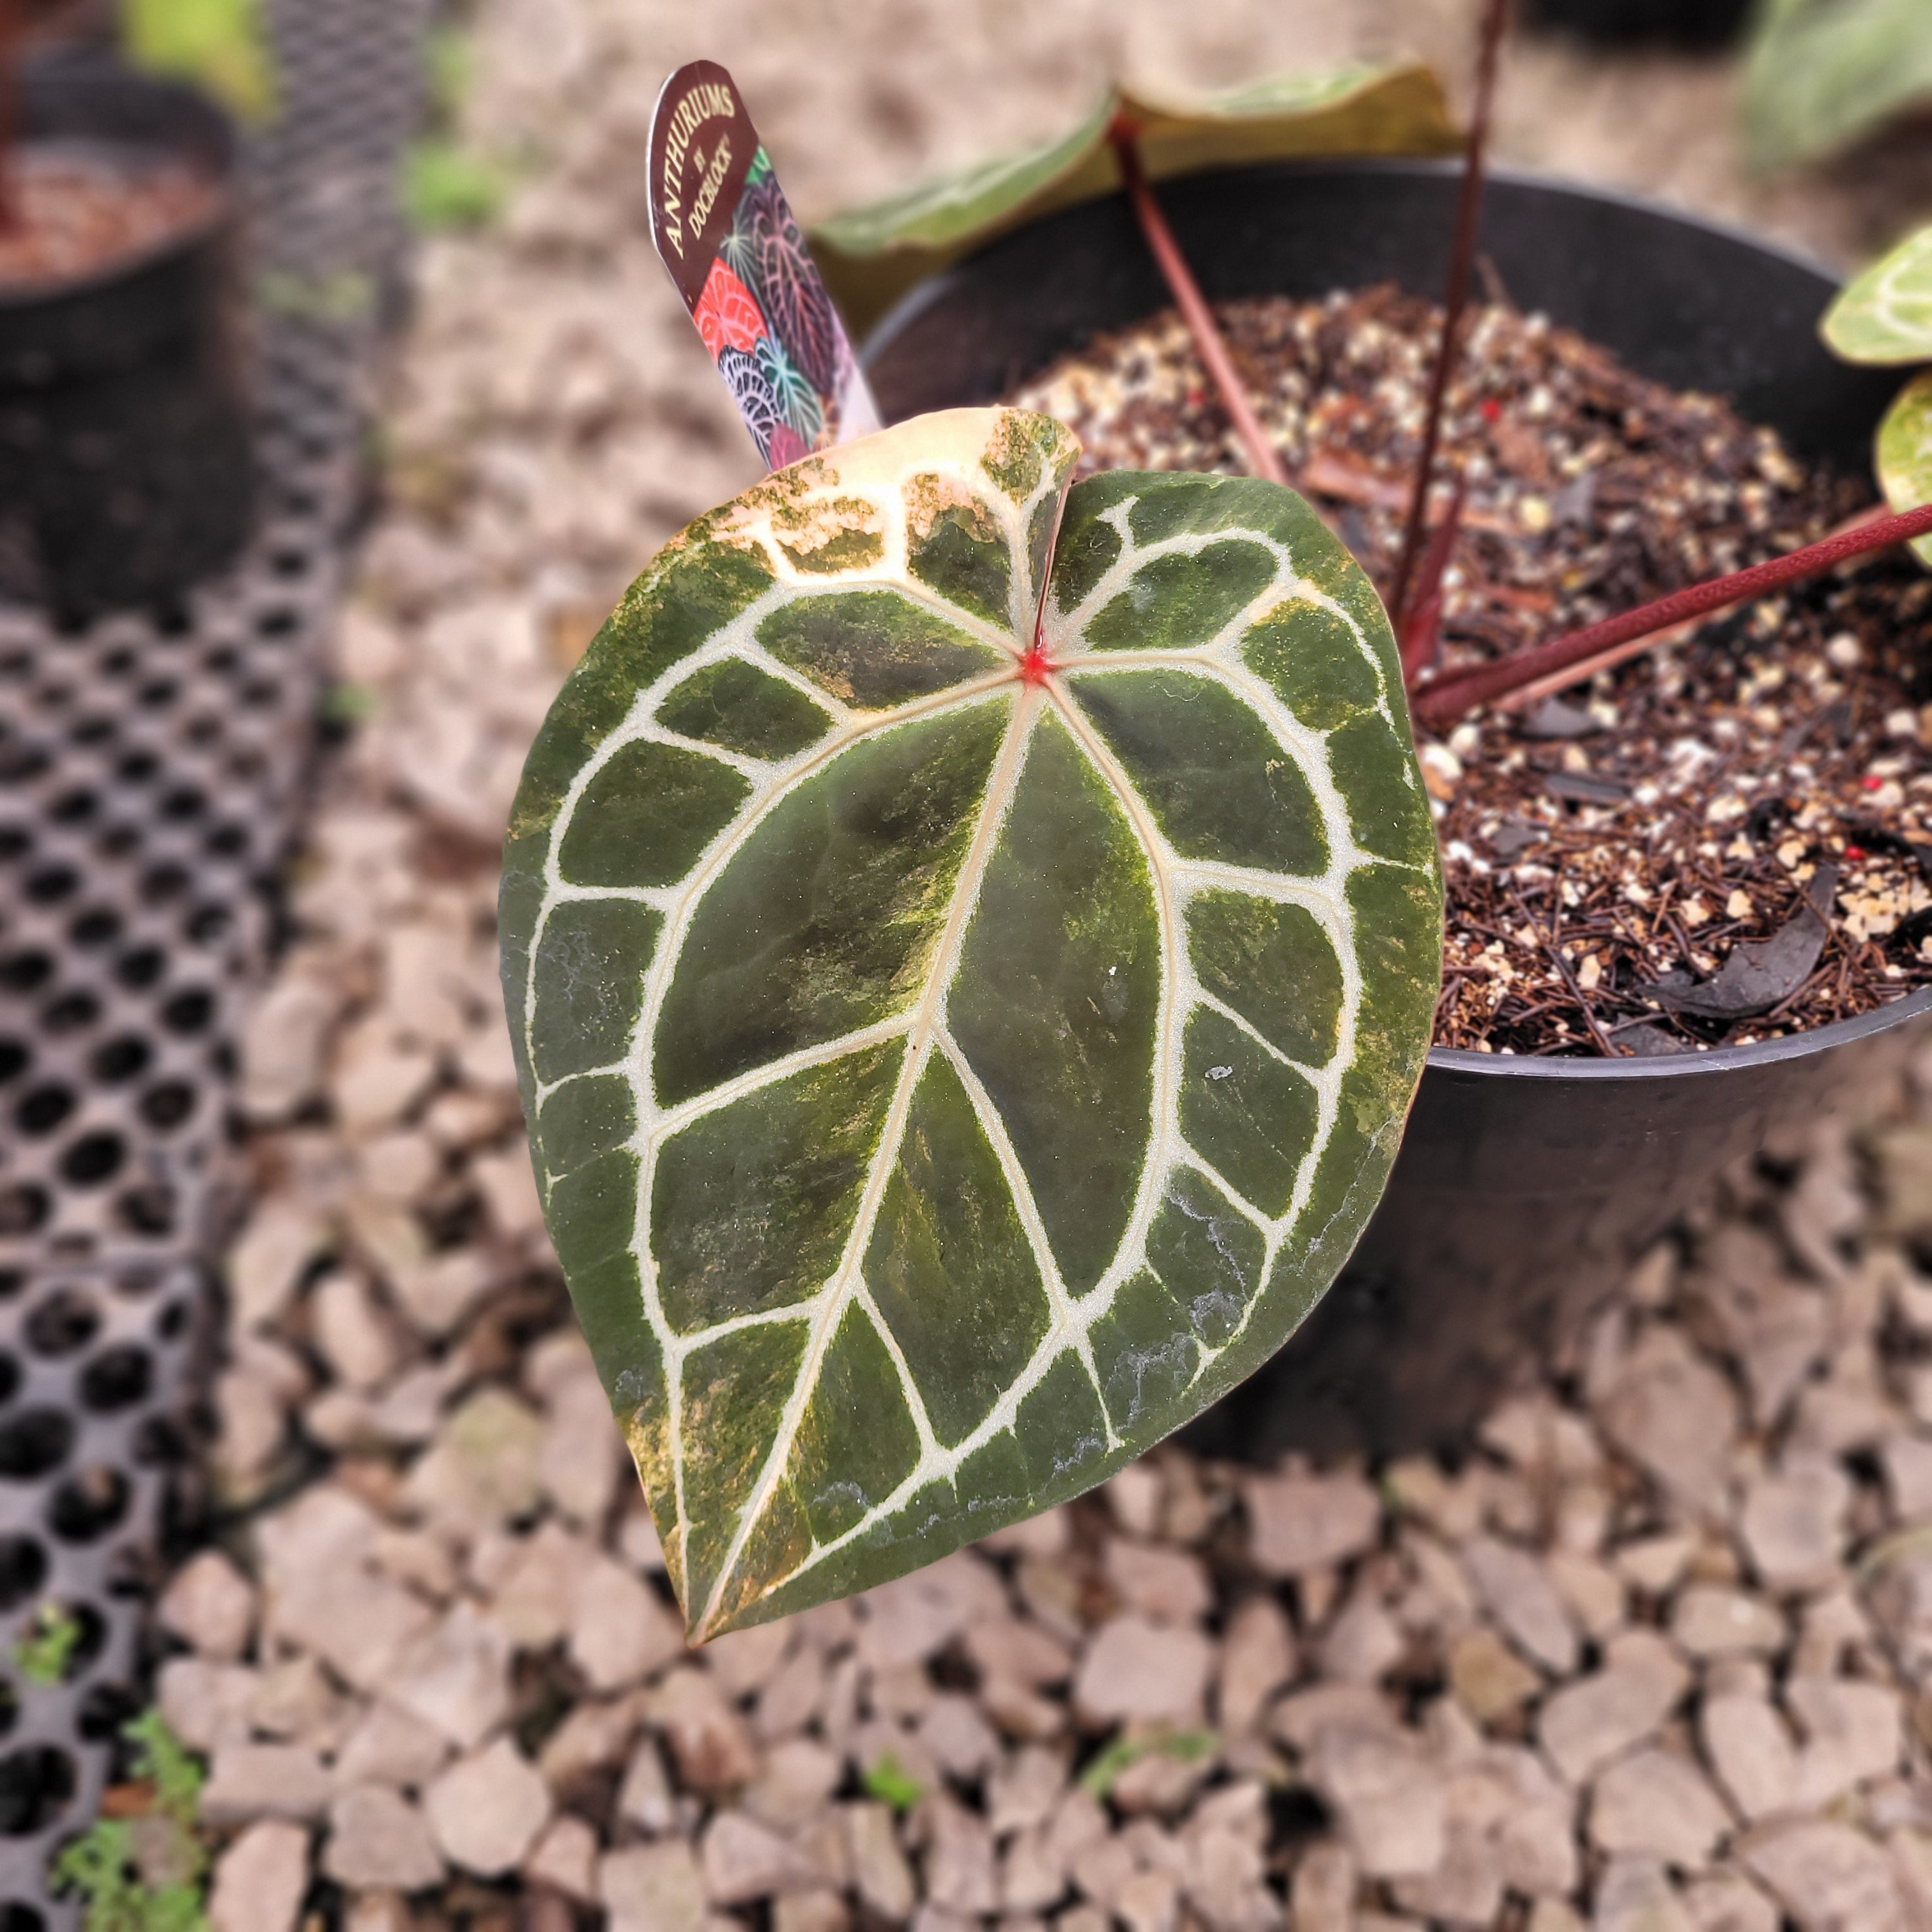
[500,406,1441,1638]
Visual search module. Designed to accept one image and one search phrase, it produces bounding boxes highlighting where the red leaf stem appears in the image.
[1397,477,1467,682]
[0,0,22,234]
[1410,499,1932,733]
[1108,117,1288,489]
[1389,0,1511,631]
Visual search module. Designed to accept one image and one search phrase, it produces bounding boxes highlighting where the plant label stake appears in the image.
[649,60,881,470]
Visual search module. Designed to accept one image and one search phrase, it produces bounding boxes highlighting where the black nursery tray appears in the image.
[0,3,425,1920]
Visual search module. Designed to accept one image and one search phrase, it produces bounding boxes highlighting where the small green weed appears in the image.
[1079,1726,1218,1799]
[50,1713,210,1932]
[13,1602,82,1686]
[862,1749,924,1813]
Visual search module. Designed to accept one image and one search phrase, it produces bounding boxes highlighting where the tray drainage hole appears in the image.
[77,1680,139,1742]
[186,905,231,946]
[91,1036,151,1084]
[0,1190,49,1239]
[46,1466,128,1544]
[160,989,213,1036]
[204,822,250,858]
[155,1298,190,1343]
[13,1087,71,1137]
[22,868,76,907]
[0,828,27,864]
[0,953,53,995]
[40,990,100,1036]
[58,1133,125,1189]
[0,1355,16,1404]
[67,908,120,949]
[0,1412,73,1481]
[132,1413,187,1468]
[23,1290,97,1359]
[137,1083,195,1131]
[141,864,191,906]
[112,1184,175,1239]
[47,788,95,825]
[0,1041,27,1086]
[0,1903,49,1932]
[79,1345,151,1414]
[0,1539,46,1614]
[0,1745,75,1836]
[0,1679,14,1740]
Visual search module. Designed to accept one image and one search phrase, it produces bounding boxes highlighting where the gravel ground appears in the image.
[164,3,1932,1928]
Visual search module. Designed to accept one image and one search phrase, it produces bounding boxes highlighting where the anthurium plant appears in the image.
[809,63,1459,337]
[500,406,1443,1639]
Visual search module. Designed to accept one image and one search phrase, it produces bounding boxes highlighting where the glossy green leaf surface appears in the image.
[501,408,1441,1637]
[1824,224,1932,365]
[1743,0,1932,172]
[809,65,1460,335]
[1878,369,1932,567]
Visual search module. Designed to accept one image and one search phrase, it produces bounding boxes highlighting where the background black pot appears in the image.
[1520,0,1751,51]
[0,52,252,619]
[863,158,1932,1459]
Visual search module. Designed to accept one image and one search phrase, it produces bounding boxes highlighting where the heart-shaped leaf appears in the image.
[1824,223,1932,365]
[500,407,1441,1638]
[809,65,1460,335]
[1878,369,1932,566]
[1744,0,1932,172]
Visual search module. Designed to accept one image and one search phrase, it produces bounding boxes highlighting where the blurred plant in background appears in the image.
[1743,0,1932,171]
[405,16,505,231]
[122,0,275,123]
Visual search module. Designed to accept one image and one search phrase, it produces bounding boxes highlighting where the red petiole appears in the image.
[1410,500,1932,732]
[1108,112,1289,489]
[1388,0,1511,632]
[0,0,23,234]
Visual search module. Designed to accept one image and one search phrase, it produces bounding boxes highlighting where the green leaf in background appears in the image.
[123,0,276,125]
[809,63,1462,336]
[500,406,1441,1638]
[1876,369,1932,567]
[1823,222,1932,364]
[1742,0,1932,172]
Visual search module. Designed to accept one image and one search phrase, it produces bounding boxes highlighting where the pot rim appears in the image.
[0,56,238,311]
[864,151,1932,1086]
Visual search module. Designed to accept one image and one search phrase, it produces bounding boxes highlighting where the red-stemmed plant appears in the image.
[1108,0,1932,739]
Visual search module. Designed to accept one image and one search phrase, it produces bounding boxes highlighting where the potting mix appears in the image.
[1009,284,1932,1057]
[0,148,216,285]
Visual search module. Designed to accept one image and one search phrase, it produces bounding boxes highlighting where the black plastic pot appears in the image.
[1520,0,1751,50]
[863,159,1932,1459]
[0,52,252,618]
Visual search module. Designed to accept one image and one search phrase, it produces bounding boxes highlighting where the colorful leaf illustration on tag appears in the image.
[650,61,880,464]
[500,408,1441,1638]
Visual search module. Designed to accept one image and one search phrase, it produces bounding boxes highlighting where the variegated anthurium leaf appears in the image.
[1878,369,1932,567]
[500,408,1441,1639]
[1823,223,1932,365]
